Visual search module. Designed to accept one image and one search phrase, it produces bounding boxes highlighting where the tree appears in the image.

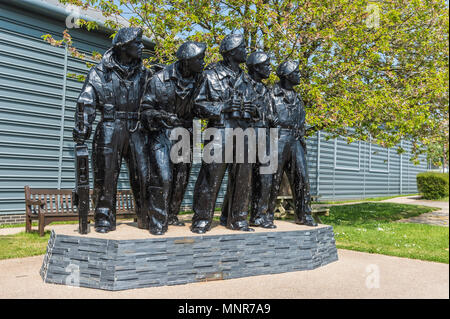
[44,0,449,161]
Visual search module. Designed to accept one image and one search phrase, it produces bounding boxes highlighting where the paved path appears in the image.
[0,249,447,299]
[381,196,449,227]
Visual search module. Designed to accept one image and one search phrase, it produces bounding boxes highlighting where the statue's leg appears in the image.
[219,181,229,226]
[125,129,150,229]
[250,164,275,228]
[290,139,316,226]
[92,122,122,233]
[227,162,253,231]
[250,130,275,228]
[191,161,228,233]
[168,161,192,226]
[267,132,289,217]
[147,134,172,235]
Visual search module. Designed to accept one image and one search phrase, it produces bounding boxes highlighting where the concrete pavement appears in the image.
[381,196,449,226]
[0,248,448,299]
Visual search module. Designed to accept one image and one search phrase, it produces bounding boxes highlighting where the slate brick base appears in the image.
[40,226,338,291]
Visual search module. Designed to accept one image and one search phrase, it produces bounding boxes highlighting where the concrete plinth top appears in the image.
[54,219,330,240]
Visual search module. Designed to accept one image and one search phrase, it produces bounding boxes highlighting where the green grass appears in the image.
[0,231,51,260]
[319,202,449,263]
[312,194,419,204]
[0,220,79,229]
[435,196,449,202]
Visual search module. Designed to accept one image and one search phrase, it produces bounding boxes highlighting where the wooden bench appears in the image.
[274,195,329,223]
[274,173,329,223]
[24,185,137,236]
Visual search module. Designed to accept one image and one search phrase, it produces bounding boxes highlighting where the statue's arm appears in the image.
[73,70,98,143]
[141,77,180,129]
[192,73,222,121]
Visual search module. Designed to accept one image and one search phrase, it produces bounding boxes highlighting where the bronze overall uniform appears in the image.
[75,48,151,230]
[192,61,255,232]
[220,78,274,227]
[249,80,275,226]
[141,62,196,234]
[268,82,313,224]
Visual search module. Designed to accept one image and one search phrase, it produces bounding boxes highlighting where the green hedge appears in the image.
[416,172,449,199]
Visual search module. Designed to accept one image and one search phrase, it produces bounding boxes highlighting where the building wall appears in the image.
[0,2,428,222]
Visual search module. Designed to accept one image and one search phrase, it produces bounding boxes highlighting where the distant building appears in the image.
[0,0,428,224]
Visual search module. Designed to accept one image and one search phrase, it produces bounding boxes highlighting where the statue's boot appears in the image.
[228,219,255,232]
[190,220,210,234]
[219,214,227,227]
[168,215,185,226]
[148,216,168,235]
[295,214,317,227]
[94,208,115,233]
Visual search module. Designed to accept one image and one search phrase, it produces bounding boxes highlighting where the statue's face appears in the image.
[186,52,206,74]
[254,60,271,79]
[231,42,247,63]
[124,37,144,60]
[286,69,301,85]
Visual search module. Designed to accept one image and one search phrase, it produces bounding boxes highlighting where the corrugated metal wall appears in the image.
[312,132,427,200]
[0,2,428,216]
[0,2,111,214]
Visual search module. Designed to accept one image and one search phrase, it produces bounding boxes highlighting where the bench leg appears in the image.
[38,214,45,237]
[25,214,32,233]
[311,213,322,224]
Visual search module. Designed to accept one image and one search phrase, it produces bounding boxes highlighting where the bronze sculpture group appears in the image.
[73,27,318,236]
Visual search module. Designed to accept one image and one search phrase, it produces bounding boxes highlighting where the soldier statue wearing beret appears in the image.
[246,51,278,228]
[268,61,317,227]
[220,51,277,229]
[73,27,152,233]
[141,41,206,235]
[191,34,258,234]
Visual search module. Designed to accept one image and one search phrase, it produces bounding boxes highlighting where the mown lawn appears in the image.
[0,231,51,260]
[320,202,449,263]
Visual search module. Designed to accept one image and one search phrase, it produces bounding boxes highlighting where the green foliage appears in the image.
[44,0,448,161]
[417,172,449,199]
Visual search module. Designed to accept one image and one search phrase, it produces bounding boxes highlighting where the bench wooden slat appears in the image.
[24,186,137,236]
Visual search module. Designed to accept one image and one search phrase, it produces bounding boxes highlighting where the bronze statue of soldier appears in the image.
[246,51,277,228]
[190,34,258,234]
[268,61,317,227]
[141,41,206,235]
[72,27,152,233]
[220,51,277,229]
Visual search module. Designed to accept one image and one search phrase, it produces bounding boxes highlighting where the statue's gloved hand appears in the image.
[268,114,279,127]
[163,113,183,127]
[142,110,157,131]
[72,123,91,144]
[243,102,259,119]
[222,99,241,114]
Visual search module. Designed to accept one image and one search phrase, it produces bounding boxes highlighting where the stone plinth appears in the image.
[40,221,338,290]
